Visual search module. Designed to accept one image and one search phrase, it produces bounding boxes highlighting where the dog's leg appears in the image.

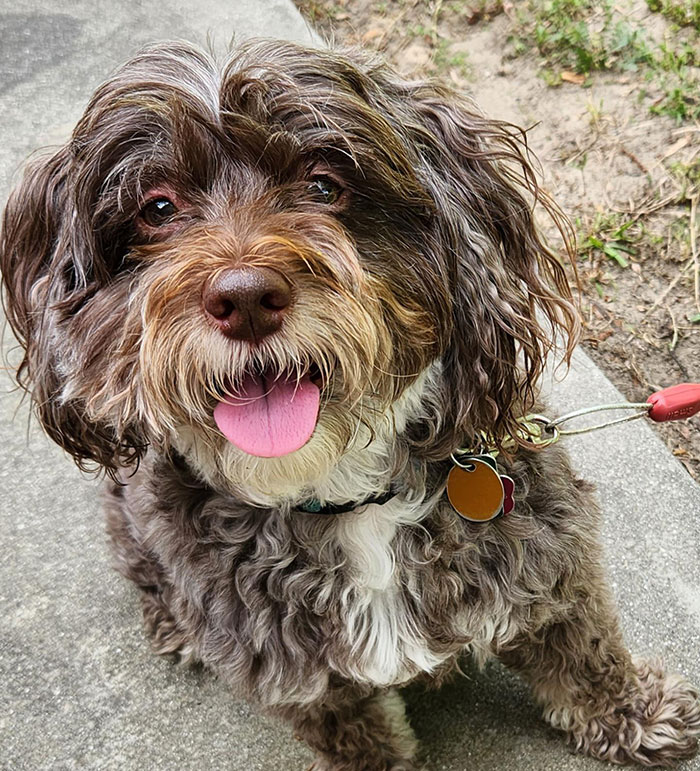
[103,480,193,660]
[280,688,418,771]
[498,577,700,767]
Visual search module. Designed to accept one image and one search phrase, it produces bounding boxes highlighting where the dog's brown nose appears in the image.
[203,267,292,341]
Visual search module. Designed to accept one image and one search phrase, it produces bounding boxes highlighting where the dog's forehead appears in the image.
[88,41,388,136]
[224,41,374,96]
[73,41,423,203]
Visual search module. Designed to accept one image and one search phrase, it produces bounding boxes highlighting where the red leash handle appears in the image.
[647,384,700,423]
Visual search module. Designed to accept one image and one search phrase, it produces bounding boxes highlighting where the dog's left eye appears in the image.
[140,198,178,227]
[308,176,343,205]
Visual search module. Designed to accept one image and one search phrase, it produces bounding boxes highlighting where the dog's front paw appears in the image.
[558,658,700,767]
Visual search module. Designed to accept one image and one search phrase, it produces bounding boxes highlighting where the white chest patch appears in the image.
[333,495,453,687]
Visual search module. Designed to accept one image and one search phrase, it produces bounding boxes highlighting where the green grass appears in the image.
[669,157,700,196]
[295,0,344,24]
[510,0,652,75]
[655,40,698,71]
[652,82,700,121]
[648,42,700,121]
[577,213,642,269]
[509,0,700,121]
[646,0,700,29]
[432,40,471,76]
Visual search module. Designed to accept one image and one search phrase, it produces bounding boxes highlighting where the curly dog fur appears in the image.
[2,39,698,769]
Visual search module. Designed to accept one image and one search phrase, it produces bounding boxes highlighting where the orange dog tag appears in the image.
[447,458,505,522]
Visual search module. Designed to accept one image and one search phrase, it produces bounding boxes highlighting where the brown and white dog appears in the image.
[2,39,699,770]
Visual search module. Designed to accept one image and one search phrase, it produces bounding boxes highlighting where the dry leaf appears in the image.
[659,135,690,162]
[362,28,384,42]
[561,71,585,86]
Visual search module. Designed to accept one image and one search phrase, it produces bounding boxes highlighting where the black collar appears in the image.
[296,487,397,516]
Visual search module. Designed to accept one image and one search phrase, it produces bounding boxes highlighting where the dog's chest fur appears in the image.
[324,496,455,687]
[107,448,584,709]
[110,464,453,705]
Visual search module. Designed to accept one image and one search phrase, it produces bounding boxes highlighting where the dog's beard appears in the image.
[176,399,385,507]
[172,362,439,507]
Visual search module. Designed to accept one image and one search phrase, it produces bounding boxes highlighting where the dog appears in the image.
[2,39,699,770]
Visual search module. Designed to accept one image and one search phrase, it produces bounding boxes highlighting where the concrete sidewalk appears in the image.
[1,2,699,770]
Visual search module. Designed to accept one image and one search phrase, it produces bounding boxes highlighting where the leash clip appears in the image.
[516,415,561,447]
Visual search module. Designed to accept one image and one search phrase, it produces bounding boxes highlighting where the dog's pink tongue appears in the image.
[214,373,320,457]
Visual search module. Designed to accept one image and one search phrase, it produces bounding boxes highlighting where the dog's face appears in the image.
[1,40,577,503]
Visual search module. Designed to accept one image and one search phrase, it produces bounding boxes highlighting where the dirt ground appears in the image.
[295,0,700,479]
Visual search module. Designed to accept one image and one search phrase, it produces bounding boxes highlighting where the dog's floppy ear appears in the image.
[1,147,142,473]
[1,147,71,370]
[395,80,580,457]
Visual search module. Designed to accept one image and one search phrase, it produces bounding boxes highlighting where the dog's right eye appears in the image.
[140,198,178,227]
